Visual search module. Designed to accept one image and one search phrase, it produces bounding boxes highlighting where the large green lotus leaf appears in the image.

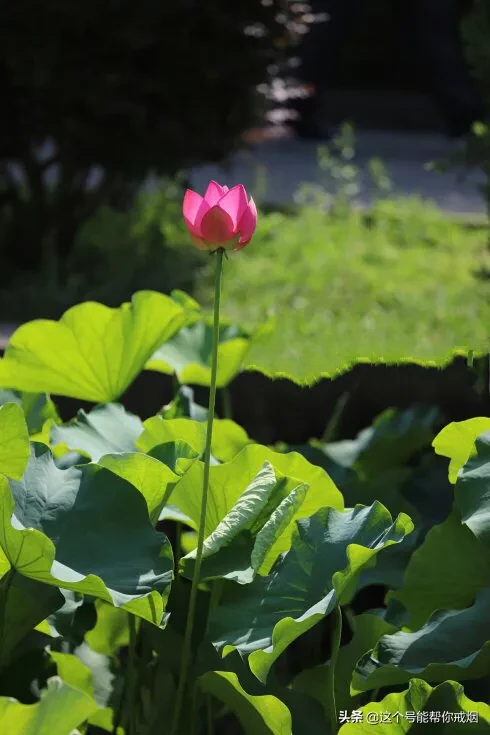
[137,416,207,456]
[293,613,397,716]
[168,444,344,574]
[339,679,490,733]
[0,573,64,666]
[344,459,453,595]
[0,390,60,434]
[0,444,173,625]
[51,648,117,733]
[0,676,99,735]
[146,319,271,388]
[353,588,490,694]
[0,291,188,402]
[50,409,202,521]
[209,503,413,683]
[0,402,30,480]
[199,671,292,735]
[196,643,327,733]
[51,403,143,462]
[356,530,421,593]
[180,462,309,583]
[77,641,118,724]
[97,452,179,525]
[454,431,490,547]
[148,442,201,479]
[137,414,251,464]
[210,420,254,462]
[180,461,278,581]
[50,650,94,699]
[388,511,490,630]
[433,417,490,483]
[86,600,129,657]
[400,456,455,532]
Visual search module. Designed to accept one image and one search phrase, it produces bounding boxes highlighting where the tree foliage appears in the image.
[0,0,285,272]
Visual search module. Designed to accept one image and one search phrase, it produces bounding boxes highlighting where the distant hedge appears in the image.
[0,0,286,272]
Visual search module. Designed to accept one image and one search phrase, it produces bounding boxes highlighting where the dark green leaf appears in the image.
[209,503,412,683]
[0,444,173,624]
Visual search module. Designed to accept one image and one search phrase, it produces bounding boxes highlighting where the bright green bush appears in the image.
[0,180,205,320]
[195,196,490,382]
[0,0,286,273]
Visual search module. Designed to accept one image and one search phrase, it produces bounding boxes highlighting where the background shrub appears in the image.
[0,0,286,277]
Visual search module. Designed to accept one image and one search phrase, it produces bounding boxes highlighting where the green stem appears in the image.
[327,605,342,735]
[170,248,224,735]
[174,521,182,569]
[112,614,137,735]
[0,568,14,671]
[126,615,139,735]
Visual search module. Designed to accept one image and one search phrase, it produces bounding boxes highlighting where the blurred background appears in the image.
[1,0,490,440]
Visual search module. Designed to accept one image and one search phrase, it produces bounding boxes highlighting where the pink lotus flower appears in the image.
[183,181,257,252]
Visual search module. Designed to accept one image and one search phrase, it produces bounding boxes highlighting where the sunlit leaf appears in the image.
[0,390,60,434]
[339,678,490,733]
[97,452,179,525]
[0,676,99,735]
[0,403,30,480]
[0,291,189,402]
[137,414,252,464]
[199,671,292,735]
[169,444,344,574]
[146,319,271,388]
[180,462,308,583]
[433,418,490,483]
[86,600,129,657]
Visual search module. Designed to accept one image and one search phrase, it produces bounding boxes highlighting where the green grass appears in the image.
[194,196,490,383]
